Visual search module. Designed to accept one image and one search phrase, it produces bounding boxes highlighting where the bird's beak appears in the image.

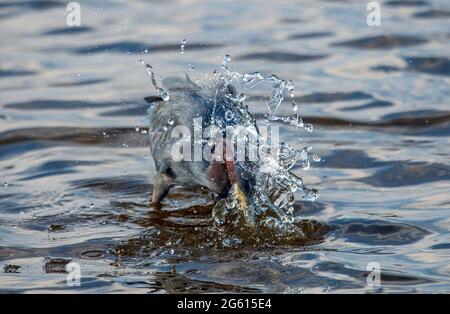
[234,181,248,208]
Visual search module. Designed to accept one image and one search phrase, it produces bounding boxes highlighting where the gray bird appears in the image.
[147,75,258,208]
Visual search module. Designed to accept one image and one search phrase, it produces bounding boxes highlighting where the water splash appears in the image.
[209,55,319,240]
[180,39,186,54]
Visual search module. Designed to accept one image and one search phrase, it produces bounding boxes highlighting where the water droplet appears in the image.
[90,203,94,209]
[138,59,144,65]
[170,249,174,255]
[312,154,321,162]
[292,102,298,114]
[167,118,174,125]
[222,54,231,69]
[135,126,140,132]
[302,159,310,170]
[145,64,170,101]
[4,182,8,188]
[303,189,318,201]
[146,64,153,75]
[225,111,234,121]
[137,54,318,238]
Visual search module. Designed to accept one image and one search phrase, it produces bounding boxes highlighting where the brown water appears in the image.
[0,0,449,293]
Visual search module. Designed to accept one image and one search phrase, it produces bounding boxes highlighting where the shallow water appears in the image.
[1,0,449,293]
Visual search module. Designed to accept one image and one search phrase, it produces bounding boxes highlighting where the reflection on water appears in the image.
[0,0,449,293]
